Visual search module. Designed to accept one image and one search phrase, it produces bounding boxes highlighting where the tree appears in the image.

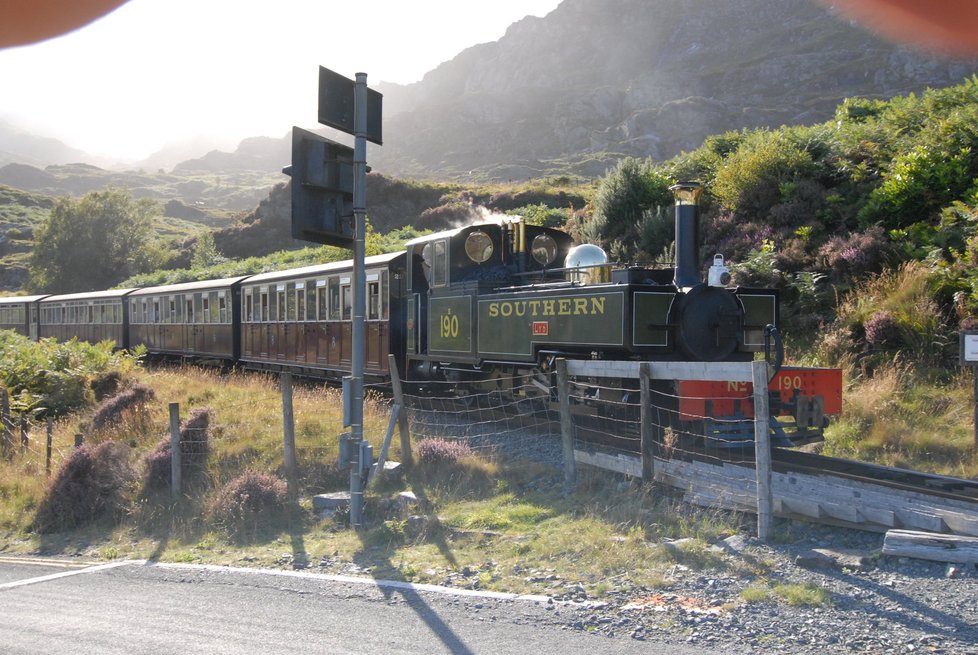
[29,189,162,292]
[190,231,226,269]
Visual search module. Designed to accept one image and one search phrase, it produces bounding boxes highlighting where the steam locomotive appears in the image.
[0,183,841,446]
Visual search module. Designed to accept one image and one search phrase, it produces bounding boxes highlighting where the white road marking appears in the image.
[0,560,139,590]
[0,558,552,603]
[150,562,552,603]
[0,556,98,569]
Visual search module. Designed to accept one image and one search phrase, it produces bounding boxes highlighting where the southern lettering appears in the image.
[487,296,606,318]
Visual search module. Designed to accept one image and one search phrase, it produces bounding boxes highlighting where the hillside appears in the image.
[0,161,281,214]
[370,0,977,180]
[4,0,975,185]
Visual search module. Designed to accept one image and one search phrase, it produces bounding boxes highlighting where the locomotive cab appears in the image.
[404,219,574,379]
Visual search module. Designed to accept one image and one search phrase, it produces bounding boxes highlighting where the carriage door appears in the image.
[29,304,38,340]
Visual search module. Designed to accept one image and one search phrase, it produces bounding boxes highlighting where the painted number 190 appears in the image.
[440,313,459,339]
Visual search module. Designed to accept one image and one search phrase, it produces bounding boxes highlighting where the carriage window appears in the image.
[187,298,195,323]
[328,278,340,320]
[382,271,390,319]
[260,291,269,322]
[201,295,209,323]
[286,285,296,321]
[341,283,352,320]
[296,288,305,321]
[245,295,253,323]
[218,295,226,323]
[88,305,94,323]
[153,300,160,323]
[317,286,328,321]
[306,284,316,320]
[368,281,380,320]
[210,292,219,323]
[168,299,176,323]
[277,289,286,321]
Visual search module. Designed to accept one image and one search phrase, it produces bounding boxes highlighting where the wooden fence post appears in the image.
[169,402,181,499]
[281,373,297,500]
[555,358,577,494]
[387,354,412,468]
[46,417,53,476]
[752,360,773,542]
[639,362,655,484]
[2,389,11,457]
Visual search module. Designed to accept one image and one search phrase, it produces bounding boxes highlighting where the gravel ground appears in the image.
[548,525,978,654]
[309,515,978,654]
[390,411,978,652]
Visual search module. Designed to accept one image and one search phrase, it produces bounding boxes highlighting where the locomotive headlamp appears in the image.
[708,254,732,287]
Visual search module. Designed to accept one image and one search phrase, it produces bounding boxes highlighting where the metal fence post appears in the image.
[281,373,297,500]
[555,358,577,494]
[752,360,773,542]
[169,402,181,499]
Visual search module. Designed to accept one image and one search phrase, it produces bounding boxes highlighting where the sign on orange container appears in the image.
[677,367,842,421]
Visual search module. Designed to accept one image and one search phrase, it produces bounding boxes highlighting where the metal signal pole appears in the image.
[349,72,368,527]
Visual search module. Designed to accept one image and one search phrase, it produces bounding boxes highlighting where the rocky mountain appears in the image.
[4,0,976,185]
[369,0,977,180]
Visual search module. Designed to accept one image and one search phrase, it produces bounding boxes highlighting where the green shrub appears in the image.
[0,333,140,417]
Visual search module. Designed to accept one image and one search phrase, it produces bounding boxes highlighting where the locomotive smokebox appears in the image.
[670,182,703,290]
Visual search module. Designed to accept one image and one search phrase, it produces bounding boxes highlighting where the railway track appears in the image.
[771,448,978,504]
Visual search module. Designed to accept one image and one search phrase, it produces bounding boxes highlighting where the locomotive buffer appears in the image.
[283,66,382,527]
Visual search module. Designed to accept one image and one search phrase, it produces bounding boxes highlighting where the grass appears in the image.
[738,580,832,608]
[0,364,765,596]
[822,363,978,477]
[0,346,976,598]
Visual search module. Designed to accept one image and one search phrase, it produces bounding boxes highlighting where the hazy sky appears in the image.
[0,0,562,162]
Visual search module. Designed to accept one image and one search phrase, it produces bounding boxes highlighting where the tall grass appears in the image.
[813,262,978,477]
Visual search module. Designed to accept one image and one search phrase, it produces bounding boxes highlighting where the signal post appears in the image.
[284,67,382,527]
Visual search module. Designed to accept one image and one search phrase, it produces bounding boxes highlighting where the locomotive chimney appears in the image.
[669,182,703,290]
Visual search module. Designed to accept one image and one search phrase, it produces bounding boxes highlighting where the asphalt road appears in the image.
[0,557,741,654]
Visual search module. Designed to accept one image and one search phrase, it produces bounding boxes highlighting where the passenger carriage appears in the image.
[127,277,247,361]
[38,289,133,347]
[0,295,47,339]
[238,252,407,380]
